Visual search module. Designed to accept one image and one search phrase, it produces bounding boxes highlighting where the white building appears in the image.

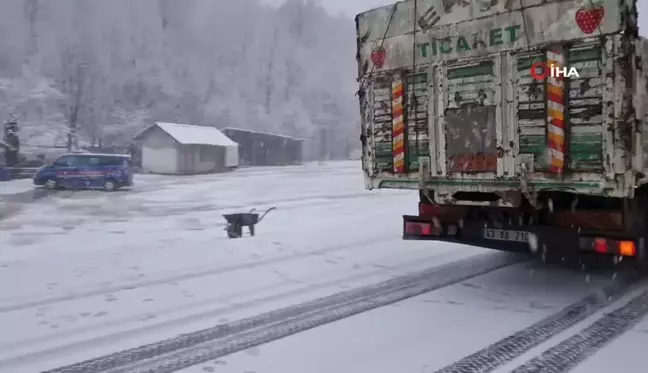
[133,122,239,175]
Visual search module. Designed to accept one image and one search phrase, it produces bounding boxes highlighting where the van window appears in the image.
[87,157,101,166]
[68,155,95,167]
[53,155,79,167]
[52,156,68,166]
[98,156,127,166]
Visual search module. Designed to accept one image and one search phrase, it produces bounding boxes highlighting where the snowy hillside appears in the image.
[0,0,358,159]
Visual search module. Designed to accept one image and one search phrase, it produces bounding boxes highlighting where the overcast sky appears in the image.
[263,0,394,17]
[263,0,645,36]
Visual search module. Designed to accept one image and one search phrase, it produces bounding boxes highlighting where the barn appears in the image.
[133,122,239,175]
[220,127,303,166]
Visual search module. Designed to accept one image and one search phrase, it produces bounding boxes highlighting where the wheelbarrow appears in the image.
[223,207,276,238]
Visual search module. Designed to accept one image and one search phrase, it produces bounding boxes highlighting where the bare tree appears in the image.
[23,0,41,62]
[59,46,89,151]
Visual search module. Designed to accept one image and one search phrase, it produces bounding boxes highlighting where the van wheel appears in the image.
[103,180,117,192]
[44,179,58,190]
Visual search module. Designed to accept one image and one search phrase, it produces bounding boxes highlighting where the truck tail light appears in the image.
[594,238,608,253]
[589,238,636,257]
[405,221,434,236]
[619,241,636,257]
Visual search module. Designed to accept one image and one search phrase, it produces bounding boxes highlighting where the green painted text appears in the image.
[418,25,522,58]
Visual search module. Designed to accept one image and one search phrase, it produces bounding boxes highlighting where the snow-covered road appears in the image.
[1,161,647,373]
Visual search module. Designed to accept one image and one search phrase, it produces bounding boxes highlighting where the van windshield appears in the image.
[52,155,78,167]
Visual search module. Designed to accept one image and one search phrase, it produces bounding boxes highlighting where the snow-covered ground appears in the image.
[0,179,36,196]
[0,161,647,373]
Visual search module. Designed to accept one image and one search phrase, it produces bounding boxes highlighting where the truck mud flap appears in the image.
[402,215,530,253]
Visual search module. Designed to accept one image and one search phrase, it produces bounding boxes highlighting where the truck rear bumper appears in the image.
[402,215,530,253]
[525,225,645,261]
[402,215,646,261]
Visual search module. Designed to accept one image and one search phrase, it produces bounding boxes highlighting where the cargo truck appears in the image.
[355,0,647,263]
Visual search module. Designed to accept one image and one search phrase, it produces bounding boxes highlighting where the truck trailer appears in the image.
[355,0,646,263]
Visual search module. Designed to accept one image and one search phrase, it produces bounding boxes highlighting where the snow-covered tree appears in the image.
[3,114,20,166]
[0,0,359,159]
[101,107,150,146]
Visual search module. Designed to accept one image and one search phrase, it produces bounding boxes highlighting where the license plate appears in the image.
[484,228,529,242]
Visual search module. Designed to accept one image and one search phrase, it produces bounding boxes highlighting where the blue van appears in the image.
[33,153,134,191]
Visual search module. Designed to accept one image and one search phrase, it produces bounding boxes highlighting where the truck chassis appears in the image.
[403,189,646,264]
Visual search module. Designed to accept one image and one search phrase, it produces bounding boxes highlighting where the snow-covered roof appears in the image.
[135,122,238,147]
[221,127,304,141]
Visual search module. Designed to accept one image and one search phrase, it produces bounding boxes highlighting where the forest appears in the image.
[0,0,358,161]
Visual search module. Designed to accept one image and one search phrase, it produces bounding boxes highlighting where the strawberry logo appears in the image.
[575,6,604,34]
[370,47,386,68]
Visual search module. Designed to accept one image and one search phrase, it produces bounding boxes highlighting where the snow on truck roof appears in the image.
[135,122,238,147]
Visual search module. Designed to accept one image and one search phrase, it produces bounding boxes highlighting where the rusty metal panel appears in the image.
[639,38,648,171]
[371,77,394,172]
[360,74,374,176]
[550,211,623,230]
[445,106,497,172]
[405,72,430,171]
[442,59,502,175]
[612,33,637,179]
[516,52,548,172]
[601,36,616,179]
[429,64,443,176]
[566,42,605,172]
[365,71,431,176]
[433,63,448,176]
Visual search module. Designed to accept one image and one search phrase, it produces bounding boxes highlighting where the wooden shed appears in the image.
[221,128,303,167]
[133,122,239,175]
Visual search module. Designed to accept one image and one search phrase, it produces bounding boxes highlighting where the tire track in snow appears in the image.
[42,252,526,373]
[0,188,58,222]
[431,271,641,373]
[0,235,396,314]
[123,191,391,220]
[510,289,648,373]
[0,248,471,366]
